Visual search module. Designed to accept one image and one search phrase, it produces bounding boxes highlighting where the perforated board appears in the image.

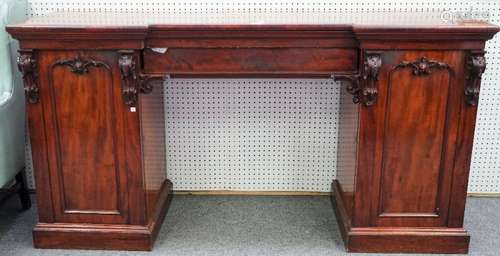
[21,0,500,193]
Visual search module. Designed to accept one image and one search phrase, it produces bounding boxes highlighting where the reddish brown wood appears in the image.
[140,85,169,223]
[373,51,462,228]
[15,49,170,249]
[33,180,173,251]
[143,48,357,76]
[447,51,486,228]
[7,27,148,50]
[334,176,470,254]
[37,51,130,223]
[346,228,470,254]
[332,182,470,254]
[22,50,55,223]
[333,47,487,253]
[334,86,359,219]
[6,13,500,253]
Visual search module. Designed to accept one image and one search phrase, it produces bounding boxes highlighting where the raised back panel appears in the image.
[50,57,118,213]
[371,51,464,227]
[38,51,129,223]
[380,57,451,216]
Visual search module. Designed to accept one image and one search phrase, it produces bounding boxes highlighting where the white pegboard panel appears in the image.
[469,2,500,194]
[21,0,500,193]
[24,0,486,16]
[164,79,338,191]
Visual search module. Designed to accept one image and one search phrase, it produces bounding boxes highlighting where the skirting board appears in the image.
[173,191,500,197]
[172,190,331,196]
[26,190,500,197]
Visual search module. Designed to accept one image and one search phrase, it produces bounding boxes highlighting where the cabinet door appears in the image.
[35,51,140,224]
[363,51,465,227]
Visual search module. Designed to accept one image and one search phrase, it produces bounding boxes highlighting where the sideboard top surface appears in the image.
[6,12,500,51]
[8,11,499,32]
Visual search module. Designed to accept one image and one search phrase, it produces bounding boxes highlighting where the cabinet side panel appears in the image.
[448,52,478,227]
[140,85,167,221]
[336,82,359,218]
[26,52,55,221]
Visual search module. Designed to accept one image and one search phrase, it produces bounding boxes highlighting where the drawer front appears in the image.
[143,47,357,76]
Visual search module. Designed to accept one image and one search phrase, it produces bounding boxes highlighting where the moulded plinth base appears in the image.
[33,180,173,251]
[331,180,470,254]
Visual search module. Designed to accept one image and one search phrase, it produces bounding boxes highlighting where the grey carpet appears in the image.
[0,195,498,256]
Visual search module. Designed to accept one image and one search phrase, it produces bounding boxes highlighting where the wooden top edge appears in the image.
[9,11,499,30]
[6,12,499,41]
[9,22,499,32]
[8,24,499,36]
[352,24,500,34]
[147,24,354,31]
[6,25,148,34]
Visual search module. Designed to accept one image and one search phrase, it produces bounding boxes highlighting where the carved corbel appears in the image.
[137,74,158,94]
[17,50,39,104]
[118,51,159,107]
[118,51,139,107]
[361,52,382,106]
[334,51,381,106]
[333,73,362,104]
[394,57,452,76]
[465,51,486,106]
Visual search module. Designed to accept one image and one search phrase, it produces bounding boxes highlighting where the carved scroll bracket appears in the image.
[17,50,39,104]
[332,73,361,103]
[465,51,486,106]
[118,50,159,107]
[118,51,139,107]
[361,52,382,106]
[333,51,381,106]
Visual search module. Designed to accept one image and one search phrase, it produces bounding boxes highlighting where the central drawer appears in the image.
[142,47,358,77]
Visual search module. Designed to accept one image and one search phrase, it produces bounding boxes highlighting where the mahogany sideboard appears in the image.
[6,12,500,253]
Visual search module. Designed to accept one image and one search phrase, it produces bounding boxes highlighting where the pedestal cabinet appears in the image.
[18,49,172,250]
[334,50,487,253]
